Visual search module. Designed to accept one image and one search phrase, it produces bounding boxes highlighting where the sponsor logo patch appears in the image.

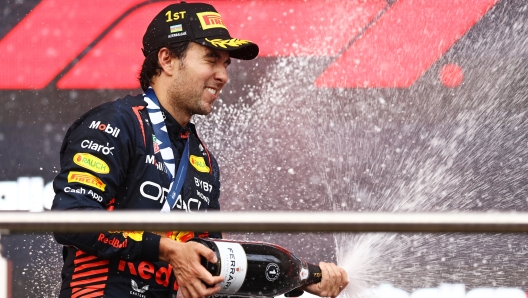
[64,186,86,195]
[89,120,120,137]
[98,233,128,248]
[67,171,106,191]
[118,260,172,288]
[196,189,210,204]
[194,177,212,192]
[152,135,161,154]
[190,155,210,173]
[64,186,103,202]
[81,139,114,155]
[131,279,148,297]
[145,155,167,173]
[73,153,110,174]
[196,12,227,30]
[168,31,187,39]
[140,181,169,203]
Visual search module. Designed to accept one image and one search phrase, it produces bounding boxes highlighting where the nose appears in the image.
[215,65,228,85]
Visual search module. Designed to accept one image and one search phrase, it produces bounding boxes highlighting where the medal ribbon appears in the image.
[144,87,189,212]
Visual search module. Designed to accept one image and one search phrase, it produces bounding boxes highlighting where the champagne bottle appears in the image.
[190,238,322,297]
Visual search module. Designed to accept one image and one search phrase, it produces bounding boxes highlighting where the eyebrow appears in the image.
[205,49,231,66]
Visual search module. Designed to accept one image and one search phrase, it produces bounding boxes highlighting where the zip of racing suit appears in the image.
[52,93,221,298]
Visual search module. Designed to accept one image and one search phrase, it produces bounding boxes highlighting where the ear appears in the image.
[158,47,176,76]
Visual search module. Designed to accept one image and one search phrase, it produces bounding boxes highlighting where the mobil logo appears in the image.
[145,155,167,173]
[0,0,498,90]
[89,120,121,138]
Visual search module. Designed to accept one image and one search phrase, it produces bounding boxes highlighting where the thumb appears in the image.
[195,243,218,263]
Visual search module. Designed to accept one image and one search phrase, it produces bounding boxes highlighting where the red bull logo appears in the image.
[98,233,128,248]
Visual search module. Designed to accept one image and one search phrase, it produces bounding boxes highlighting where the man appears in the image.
[52,2,348,298]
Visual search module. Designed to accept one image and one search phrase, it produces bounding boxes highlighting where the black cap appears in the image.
[142,2,259,60]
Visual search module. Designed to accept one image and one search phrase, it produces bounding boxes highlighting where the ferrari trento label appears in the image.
[216,241,247,295]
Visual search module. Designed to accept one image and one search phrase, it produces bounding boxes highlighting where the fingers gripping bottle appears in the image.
[190,238,322,297]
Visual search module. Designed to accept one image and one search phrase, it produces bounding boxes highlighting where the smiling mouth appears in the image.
[206,87,217,95]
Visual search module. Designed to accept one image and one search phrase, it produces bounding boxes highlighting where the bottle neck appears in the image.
[188,238,221,276]
[306,263,322,285]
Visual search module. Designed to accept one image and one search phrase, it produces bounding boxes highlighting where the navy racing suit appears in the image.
[52,93,221,298]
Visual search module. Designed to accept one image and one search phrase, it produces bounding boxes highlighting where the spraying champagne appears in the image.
[190,238,322,297]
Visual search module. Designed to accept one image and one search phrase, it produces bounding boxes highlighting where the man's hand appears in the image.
[303,262,349,297]
[159,238,224,298]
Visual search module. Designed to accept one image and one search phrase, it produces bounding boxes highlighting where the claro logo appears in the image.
[0,0,498,90]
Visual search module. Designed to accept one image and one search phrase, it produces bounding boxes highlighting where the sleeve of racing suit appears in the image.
[207,153,222,239]
[208,152,221,212]
[52,102,161,262]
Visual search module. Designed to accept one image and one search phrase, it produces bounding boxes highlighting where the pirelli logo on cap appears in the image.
[196,12,227,30]
[68,171,106,191]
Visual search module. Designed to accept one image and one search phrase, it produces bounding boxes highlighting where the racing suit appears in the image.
[52,93,221,298]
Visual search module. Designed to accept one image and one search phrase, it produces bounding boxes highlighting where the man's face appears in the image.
[167,42,230,117]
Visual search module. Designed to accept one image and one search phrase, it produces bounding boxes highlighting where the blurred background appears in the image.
[0,0,527,297]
